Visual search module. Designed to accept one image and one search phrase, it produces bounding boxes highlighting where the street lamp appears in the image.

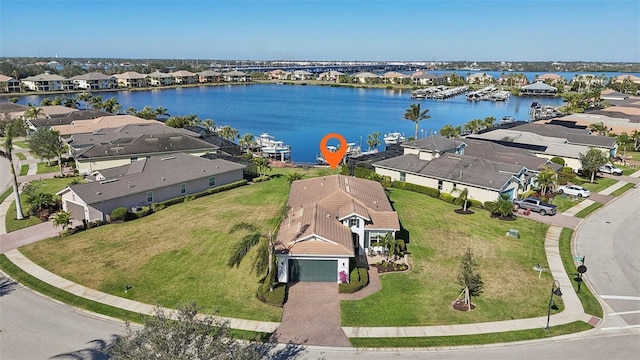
[545,280,563,330]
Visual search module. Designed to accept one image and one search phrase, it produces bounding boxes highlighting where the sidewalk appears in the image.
[1,171,638,341]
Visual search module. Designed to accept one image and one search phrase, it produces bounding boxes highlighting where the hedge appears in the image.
[339,267,369,294]
[468,199,484,209]
[439,193,456,204]
[353,166,374,179]
[110,207,128,221]
[151,180,247,211]
[484,201,496,210]
[392,181,440,198]
[257,283,287,307]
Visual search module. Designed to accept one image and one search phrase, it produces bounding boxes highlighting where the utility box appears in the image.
[507,229,520,238]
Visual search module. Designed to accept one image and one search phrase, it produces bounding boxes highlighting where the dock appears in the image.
[466,86,511,102]
[411,86,469,100]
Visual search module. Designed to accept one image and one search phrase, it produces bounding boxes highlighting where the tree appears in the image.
[403,103,431,140]
[203,118,216,131]
[166,114,198,128]
[616,132,633,157]
[89,95,104,110]
[482,116,496,129]
[588,122,609,136]
[285,172,304,185]
[239,133,256,153]
[52,211,72,231]
[155,106,170,119]
[631,130,640,151]
[457,247,484,298]
[253,157,271,178]
[40,98,53,106]
[535,166,557,197]
[102,97,122,114]
[579,148,609,183]
[452,187,470,212]
[488,193,514,218]
[0,118,27,220]
[227,222,276,291]
[366,131,381,151]
[108,303,264,360]
[28,128,65,173]
[375,233,406,262]
[463,118,483,135]
[218,125,239,142]
[76,92,93,109]
[23,105,45,122]
[439,124,460,138]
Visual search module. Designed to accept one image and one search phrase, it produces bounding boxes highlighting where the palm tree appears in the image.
[535,166,557,197]
[631,130,640,151]
[227,222,276,291]
[616,132,632,157]
[23,105,45,122]
[253,157,270,178]
[102,97,122,114]
[588,122,609,136]
[76,92,93,109]
[218,126,238,142]
[0,119,26,220]
[52,211,73,231]
[239,133,255,153]
[154,106,170,119]
[89,95,103,110]
[439,124,459,138]
[203,119,216,132]
[482,116,496,129]
[366,131,381,151]
[285,172,304,185]
[464,118,483,135]
[403,103,431,140]
[489,193,515,218]
[452,187,470,212]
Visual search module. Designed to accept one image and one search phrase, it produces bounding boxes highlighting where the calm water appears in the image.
[19,84,564,162]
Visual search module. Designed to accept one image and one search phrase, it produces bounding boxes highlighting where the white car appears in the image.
[598,163,623,176]
[557,185,591,197]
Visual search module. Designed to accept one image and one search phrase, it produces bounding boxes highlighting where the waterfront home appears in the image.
[536,73,566,85]
[184,125,243,156]
[290,70,314,81]
[545,113,640,135]
[169,70,198,84]
[599,89,630,101]
[267,69,288,80]
[497,74,529,86]
[68,72,116,90]
[197,70,222,83]
[510,122,618,156]
[612,74,640,85]
[72,131,218,174]
[381,71,410,85]
[222,70,251,82]
[21,73,72,92]
[570,74,606,89]
[26,109,114,131]
[412,72,445,86]
[57,154,245,222]
[317,70,345,82]
[147,71,174,86]
[0,74,21,93]
[114,71,148,88]
[352,72,379,84]
[520,81,558,96]
[466,73,494,84]
[0,103,27,114]
[275,175,400,283]
[50,114,158,136]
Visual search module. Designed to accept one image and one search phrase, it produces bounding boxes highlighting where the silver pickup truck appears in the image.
[513,197,557,216]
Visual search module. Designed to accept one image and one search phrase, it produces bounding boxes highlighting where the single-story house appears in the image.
[51,114,158,136]
[352,72,379,84]
[412,73,445,86]
[267,69,288,80]
[290,70,314,81]
[317,70,345,82]
[57,154,245,222]
[222,70,251,82]
[536,73,566,85]
[520,82,558,96]
[381,71,410,84]
[275,175,400,283]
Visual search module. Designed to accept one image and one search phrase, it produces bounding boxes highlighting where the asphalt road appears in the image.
[576,185,640,330]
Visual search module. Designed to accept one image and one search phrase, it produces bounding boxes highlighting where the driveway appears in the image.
[518,211,582,230]
[0,221,61,253]
[272,282,351,347]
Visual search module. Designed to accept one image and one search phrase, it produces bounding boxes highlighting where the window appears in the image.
[399,172,406,182]
[438,180,443,191]
[146,191,153,203]
[131,156,138,162]
[349,218,359,227]
[208,176,216,187]
[180,183,186,194]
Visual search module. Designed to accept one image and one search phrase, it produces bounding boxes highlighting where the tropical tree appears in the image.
[102,97,122,114]
[457,247,484,298]
[452,187,470,212]
[76,91,92,109]
[62,97,77,108]
[439,124,460,138]
[253,157,271,178]
[0,118,27,220]
[631,130,640,151]
[535,166,557,197]
[285,172,304,185]
[89,95,103,110]
[108,303,267,360]
[218,125,239,142]
[203,118,216,131]
[40,98,53,106]
[165,114,198,128]
[28,128,65,174]
[616,132,633,157]
[23,105,45,122]
[463,118,483,135]
[403,103,431,140]
[239,133,256,153]
[579,147,609,183]
[227,222,276,291]
[588,122,609,136]
[482,116,496,129]
[489,193,514,218]
[154,106,170,119]
[366,131,381,151]
[8,96,19,103]
[136,106,157,119]
[52,211,73,231]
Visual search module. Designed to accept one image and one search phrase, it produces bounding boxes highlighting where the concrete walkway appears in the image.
[1,170,639,343]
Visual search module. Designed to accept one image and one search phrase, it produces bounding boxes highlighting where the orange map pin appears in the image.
[320,133,347,169]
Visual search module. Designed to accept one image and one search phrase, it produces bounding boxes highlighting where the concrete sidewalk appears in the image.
[2,173,637,341]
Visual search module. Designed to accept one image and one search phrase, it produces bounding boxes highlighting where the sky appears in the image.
[1,0,639,62]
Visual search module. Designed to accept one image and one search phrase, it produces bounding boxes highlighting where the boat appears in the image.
[255,133,291,160]
[383,132,405,145]
[499,116,516,124]
[316,142,362,165]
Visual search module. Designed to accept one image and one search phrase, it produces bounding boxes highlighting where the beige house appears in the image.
[0,74,21,93]
[114,72,148,88]
[612,74,640,84]
[223,70,250,82]
[21,73,72,91]
[169,70,198,84]
[51,114,157,136]
[68,72,116,90]
[147,71,174,86]
[275,175,399,283]
[537,73,566,85]
[317,70,345,82]
[57,154,245,222]
[381,71,410,84]
[197,70,222,83]
[466,73,494,84]
[352,72,379,84]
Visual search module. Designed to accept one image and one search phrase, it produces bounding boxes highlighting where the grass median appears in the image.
[574,203,603,218]
[610,183,635,197]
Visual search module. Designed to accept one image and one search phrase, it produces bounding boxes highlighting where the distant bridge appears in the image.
[218,63,421,74]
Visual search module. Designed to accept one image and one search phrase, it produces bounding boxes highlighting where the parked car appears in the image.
[513,197,557,216]
[557,185,591,197]
[598,163,623,176]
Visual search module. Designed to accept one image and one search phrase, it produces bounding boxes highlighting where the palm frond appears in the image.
[228,221,257,234]
[227,233,261,268]
[252,240,269,275]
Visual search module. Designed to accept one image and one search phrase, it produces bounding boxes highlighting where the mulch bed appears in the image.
[490,214,517,221]
[454,209,474,215]
[452,300,476,311]
[371,261,409,274]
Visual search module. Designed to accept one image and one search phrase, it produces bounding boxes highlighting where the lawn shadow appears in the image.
[0,276,17,297]
[396,220,410,245]
[50,337,116,360]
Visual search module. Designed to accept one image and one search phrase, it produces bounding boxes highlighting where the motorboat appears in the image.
[384,132,405,145]
[255,133,290,159]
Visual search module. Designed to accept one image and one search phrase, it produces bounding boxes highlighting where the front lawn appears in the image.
[551,194,584,212]
[20,176,290,322]
[13,140,29,149]
[341,188,554,326]
[19,164,28,176]
[15,152,27,161]
[37,162,60,174]
[579,177,617,193]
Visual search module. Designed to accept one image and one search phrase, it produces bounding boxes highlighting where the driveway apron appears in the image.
[272,282,351,347]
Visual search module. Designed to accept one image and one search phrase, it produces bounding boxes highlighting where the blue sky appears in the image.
[1,0,638,62]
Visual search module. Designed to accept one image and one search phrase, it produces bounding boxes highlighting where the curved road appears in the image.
[1,188,639,359]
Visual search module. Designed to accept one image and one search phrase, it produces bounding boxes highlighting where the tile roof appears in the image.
[21,73,67,81]
[275,175,399,257]
[113,71,146,79]
[66,123,200,148]
[461,138,552,171]
[0,103,27,113]
[521,82,557,91]
[30,110,114,127]
[59,154,245,204]
[373,153,518,191]
[147,71,172,78]
[402,136,464,153]
[511,123,617,147]
[52,115,157,135]
[169,70,196,77]
[68,72,115,81]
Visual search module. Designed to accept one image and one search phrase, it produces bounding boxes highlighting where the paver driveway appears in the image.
[272,282,351,347]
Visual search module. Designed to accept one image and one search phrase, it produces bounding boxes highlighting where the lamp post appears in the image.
[545,280,562,330]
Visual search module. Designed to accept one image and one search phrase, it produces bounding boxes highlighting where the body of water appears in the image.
[18,84,564,162]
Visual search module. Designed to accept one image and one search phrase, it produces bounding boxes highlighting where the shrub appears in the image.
[468,199,483,209]
[550,157,566,166]
[257,283,287,307]
[392,182,440,198]
[110,207,129,222]
[338,268,369,294]
[483,201,496,210]
[123,211,138,222]
[354,166,374,179]
[439,193,455,204]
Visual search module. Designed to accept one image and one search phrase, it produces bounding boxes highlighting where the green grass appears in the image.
[558,228,603,317]
[5,176,84,233]
[551,194,584,212]
[574,203,603,218]
[37,162,60,174]
[21,177,289,322]
[580,177,617,193]
[0,187,12,203]
[341,188,556,327]
[19,164,29,176]
[13,140,29,149]
[349,321,593,347]
[15,152,27,161]
[0,255,272,341]
[610,182,635,197]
